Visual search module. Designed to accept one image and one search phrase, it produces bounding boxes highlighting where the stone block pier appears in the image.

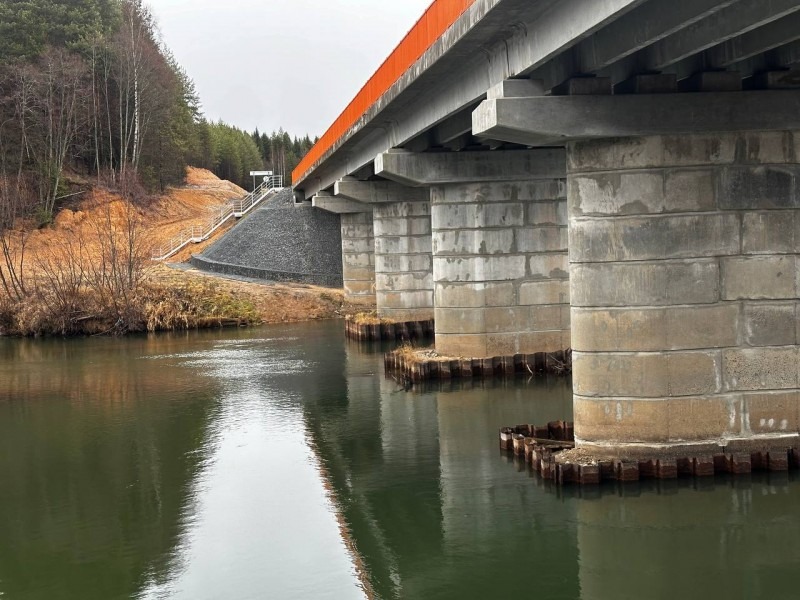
[292,0,800,463]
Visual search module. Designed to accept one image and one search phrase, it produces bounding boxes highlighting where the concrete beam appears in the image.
[311,193,372,214]
[431,110,474,145]
[374,149,565,187]
[578,0,737,72]
[704,11,800,69]
[473,91,800,147]
[294,0,644,197]
[334,178,429,204]
[644,0,800,70]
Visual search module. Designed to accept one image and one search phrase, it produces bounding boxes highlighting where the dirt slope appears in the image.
[21,168,369,325]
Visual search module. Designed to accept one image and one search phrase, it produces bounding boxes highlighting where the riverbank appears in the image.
[0,168,371,336]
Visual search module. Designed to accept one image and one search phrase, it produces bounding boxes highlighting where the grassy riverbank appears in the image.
[0,169,369,337]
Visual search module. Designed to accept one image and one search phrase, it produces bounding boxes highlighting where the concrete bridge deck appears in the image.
[292,0,800,459]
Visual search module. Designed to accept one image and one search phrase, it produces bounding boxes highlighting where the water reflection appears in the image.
[4,323,800,599]
[576,473,800,600]
[138,323,363,600]
[305,339,579,600]
[0,334,220,600]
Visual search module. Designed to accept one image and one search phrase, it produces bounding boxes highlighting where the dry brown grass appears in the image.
[0,168,374,336]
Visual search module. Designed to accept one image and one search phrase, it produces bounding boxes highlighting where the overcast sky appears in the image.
[149,0,433,138]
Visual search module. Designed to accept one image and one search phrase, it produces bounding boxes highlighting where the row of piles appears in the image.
[501,423,800,486]
[344,318,434,342]
[385,349,571,382]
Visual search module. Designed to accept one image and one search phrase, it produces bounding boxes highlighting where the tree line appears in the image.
[0,0,315,219]
[0,0,316,334]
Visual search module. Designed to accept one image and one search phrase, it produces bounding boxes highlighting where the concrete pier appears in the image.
[431,179,569,357]
[340,212,376,303]
[373,201,434,322]
[569,130,800,456]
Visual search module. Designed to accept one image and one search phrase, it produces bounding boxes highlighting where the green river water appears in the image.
[1,320,799,599]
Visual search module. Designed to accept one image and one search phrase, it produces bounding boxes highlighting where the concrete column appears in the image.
[569,130,800,455]
[431,180,570,357]
[373,201,434,321]
[340,212,375,303]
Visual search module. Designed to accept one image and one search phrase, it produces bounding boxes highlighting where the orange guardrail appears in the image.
[292,0,478,186]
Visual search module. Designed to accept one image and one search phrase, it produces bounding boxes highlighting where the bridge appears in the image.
[292,0,800,459]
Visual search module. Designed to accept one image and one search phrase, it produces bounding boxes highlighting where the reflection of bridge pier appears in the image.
[432,379,578,596]
[576,476,800,599]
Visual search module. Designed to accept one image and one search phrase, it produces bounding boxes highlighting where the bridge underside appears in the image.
[296,0,800,456]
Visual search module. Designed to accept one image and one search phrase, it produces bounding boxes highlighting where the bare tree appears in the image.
[27,48,91,219]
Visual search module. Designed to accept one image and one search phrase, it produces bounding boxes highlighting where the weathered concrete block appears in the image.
[570,172,664,216]
[373,217,430,237]
[374,202,431,218]
[434,333,488,358]
[742,390,800,434]
[744,303,797,346]
[738,131,795,164]
[434,282,515,308]
[531,304,570,332]
[490,330,567,356]
[519,280,570,305]
[570,260,720,307]
[667,396,741,440]
[378,306,435,321]
[515,227,568,253]
[660,134,737,167]
[374,235,431,255]
[569,214,740,262]
[435,307,486,334]
[432,180,566,204]
[375,254,432,274]
[743,391,800,434]
[485,306,535,333]
[575,395,740,444]
[568,137,667,173]
[341,237,374,253]
[723,347,799,391]
[343,253,374,268]
[341,224,375,239]
[433,256,526,282]
[528,254,569,279]
[526,200,568,226]
[434,330,568,358]
[376,272,433,292]
[571,304,740,352]
[742,211,798,254]
[716,166,798,210]
[343,265,377,281]
[663,169,717,212]
[721,256,797,300]
[574,396,671,443]
[343,280,375,296]
[432,229,514,255]
[431,202,524,229]
[572,350,721,398]
[378,290,434,311]
[668,352,722,396]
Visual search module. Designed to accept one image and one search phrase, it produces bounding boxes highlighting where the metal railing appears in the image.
[152,176,283,261]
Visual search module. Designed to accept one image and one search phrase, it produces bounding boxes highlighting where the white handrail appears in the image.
[152,175,283,260]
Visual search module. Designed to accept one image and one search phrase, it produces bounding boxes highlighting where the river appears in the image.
[1,321,799,599]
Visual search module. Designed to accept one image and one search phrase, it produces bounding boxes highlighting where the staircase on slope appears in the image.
[152,175,284,261]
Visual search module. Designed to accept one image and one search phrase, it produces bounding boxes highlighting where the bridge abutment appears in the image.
[568,130,800,456]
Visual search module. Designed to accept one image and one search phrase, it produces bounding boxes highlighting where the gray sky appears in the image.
[149,0,433,138]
